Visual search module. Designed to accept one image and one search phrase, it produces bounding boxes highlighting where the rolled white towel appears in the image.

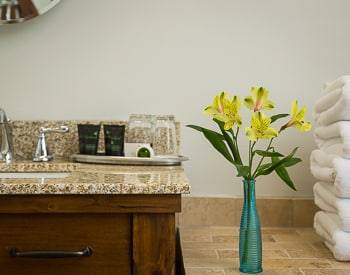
[310,149,338,168]
[314,122,350,158]
[314,182,350,231]
[323,75,350,94]
[314,88,343,118]
[323,143,344,157]
[310,150,337,183]
[315,89,350,126]
[314,211,350,261]
[310,155,350,198]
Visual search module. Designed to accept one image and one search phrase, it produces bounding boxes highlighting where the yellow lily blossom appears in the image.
[245,112,279,141]
[244,87,275,112]
[204,91,242,130]
[282,100,312,132]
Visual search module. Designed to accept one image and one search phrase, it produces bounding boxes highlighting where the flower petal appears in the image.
[263,100,275,110]
[250,87,259,100]
[213,113,229,122]
[295,121,312,132]
[224,120,234,130]
[262,127,279,139]
[256,87,268,102]
[244,96,255,110]
[204,106,218,116]
[245,127,257,141]
[295,107,306,121]
[291,100,298,118]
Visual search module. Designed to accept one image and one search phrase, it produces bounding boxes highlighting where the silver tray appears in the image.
[70,154,189,166]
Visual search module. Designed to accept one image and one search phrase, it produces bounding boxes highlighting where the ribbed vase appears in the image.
[239,179,263,274]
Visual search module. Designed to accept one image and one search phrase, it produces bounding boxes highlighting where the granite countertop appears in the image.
[0,161,190,195]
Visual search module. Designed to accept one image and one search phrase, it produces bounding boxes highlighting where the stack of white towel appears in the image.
[311,75,350,261]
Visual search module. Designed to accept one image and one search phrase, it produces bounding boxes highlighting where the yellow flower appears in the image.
[282,100,312,132]
[244,87,275,112]
[204,91,242,130]
[245,112,279,141]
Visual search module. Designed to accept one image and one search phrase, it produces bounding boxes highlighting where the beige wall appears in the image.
[1,0,350,197]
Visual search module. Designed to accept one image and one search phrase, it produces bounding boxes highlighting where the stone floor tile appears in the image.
[271,232,306,242]
[181,226,349,274]
[225,268,303,274]
[185,268,225,275]
[183,249,218,259]
[181,233,212,242]
[302,269,350,275]
[262,259,333,269]
[184,258,239,269]
[212,234,275,243]
[210,226,240,236]
[286,248,334,259]
[262,228,298,234]
[263,241,314,250]
[296,230,324,243]
[327,261,350,269]
[217,249,289,259]
[182,241,238,250]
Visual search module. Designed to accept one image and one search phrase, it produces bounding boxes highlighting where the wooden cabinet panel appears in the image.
[0,214,131,275]
[0,195,181,214]
[133,214,175,275]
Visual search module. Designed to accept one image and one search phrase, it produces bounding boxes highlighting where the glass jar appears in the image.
[127,114,154,144]
[153,115,177,156]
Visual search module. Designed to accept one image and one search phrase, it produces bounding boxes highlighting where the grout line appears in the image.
[214,249,220,259]
[284,249,292,259]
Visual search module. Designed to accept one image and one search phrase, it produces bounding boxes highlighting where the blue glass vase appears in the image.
[239,179,263,274]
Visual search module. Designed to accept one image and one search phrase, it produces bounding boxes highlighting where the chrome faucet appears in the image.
[33,126,69,162]
[0,108,13,164]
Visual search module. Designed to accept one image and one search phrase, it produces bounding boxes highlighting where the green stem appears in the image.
[252,138,274,178]
[230,128,242,164]
[248,141,256,179]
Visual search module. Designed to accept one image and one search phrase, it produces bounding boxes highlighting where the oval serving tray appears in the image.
[70,154,189,166]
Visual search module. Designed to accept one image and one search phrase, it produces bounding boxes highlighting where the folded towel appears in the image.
[323,143,344,157]
[314,182,350,231]
[323,75,350,94]
[314,211,350,261]
[314,89,350,126]
[310,150,337,182]
[314,122,350,158]
[310,149,337,168]
[310,150,350,197]
[315,88,343,115]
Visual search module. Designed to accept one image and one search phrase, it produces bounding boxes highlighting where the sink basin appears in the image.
[0,172,70,179]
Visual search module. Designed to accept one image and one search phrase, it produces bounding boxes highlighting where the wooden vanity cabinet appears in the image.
[0,194,181,275]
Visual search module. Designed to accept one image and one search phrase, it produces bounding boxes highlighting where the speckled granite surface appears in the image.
[0,160,78,172]
[11,120,181,160]
[0,162,190,195]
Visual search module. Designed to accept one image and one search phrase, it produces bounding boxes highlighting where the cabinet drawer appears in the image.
[0,214,131,275]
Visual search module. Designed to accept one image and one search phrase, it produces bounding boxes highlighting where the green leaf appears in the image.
[256,147,298,177]
[187,124,234,164]
[270,113,289,123]
[213,119,243,165]
[187,125,224,140]
[255,150,284,157]
[236,165,250,178]
[283,157,302,167]
[256,163,273,173]
[272,156,297,191]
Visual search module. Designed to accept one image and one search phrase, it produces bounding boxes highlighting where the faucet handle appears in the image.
[0,108,9,123]
[39,126,69,134]
[33,125,69,162]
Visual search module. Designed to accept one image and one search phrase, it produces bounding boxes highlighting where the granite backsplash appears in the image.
[10,120,181,160]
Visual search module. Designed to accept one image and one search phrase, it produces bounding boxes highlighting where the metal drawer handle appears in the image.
[9,246,93,259]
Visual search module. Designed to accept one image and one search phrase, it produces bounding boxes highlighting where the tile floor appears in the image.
[181,226,350,275]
